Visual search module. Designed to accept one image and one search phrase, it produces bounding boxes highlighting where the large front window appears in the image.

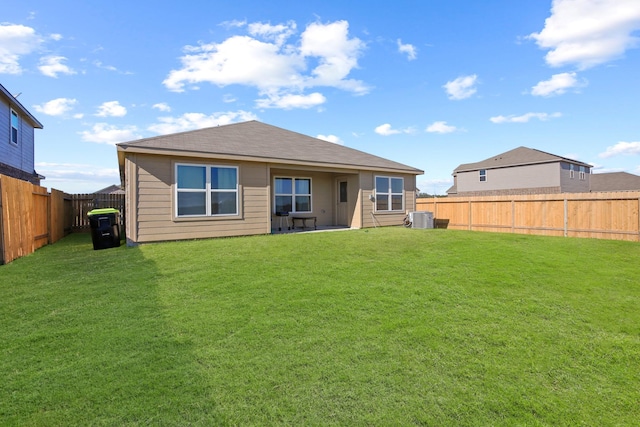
[176,164,238,217]
[375,176,404,212]
[274,177,311,213]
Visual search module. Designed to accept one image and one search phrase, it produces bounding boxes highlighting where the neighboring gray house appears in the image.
[590,172,640,192]
[447,146,592,197]
[117,120,423,244]
[0,83,44,185]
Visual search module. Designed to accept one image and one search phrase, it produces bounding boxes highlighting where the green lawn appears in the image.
[1,228,639,426]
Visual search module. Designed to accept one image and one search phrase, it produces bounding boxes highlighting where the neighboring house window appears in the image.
[10,109,19,144]
[375,176,404,212]
[274,177,311,213]
[579,166,586,181]
[175,164,238,217]
[479,169,486,182]
[569,164,575,179]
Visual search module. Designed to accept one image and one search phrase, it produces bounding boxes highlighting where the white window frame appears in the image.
[579,166,586,181]
[10,109,19,145]
[175,163,239,218]
[479,169,487,182]
[569,164,575,179]
[274,176,312,214]
[374,176,404,212]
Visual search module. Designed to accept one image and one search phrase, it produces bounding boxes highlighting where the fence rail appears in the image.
[0,175,68,264]
[417,192,640,242]
[0,174,124,264]
[70,193,125,231]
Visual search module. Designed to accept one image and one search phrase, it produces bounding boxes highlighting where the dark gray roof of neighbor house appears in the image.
[0,83,43,129]
[590,172,640,192]
[453,146,591,173]
[117,120,423,174]
[94,184,125,194]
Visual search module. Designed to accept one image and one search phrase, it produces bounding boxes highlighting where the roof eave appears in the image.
[0,84,44,129]
[455,158,591,173]
[117,144,423,175]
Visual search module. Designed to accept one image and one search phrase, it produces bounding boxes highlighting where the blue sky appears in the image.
[2,0,640,194]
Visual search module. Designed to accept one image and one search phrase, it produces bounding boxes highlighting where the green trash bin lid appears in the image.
[87,208,120,216]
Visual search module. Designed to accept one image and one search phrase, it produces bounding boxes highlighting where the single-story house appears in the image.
[117,120,423,244]
[447,146,593,196]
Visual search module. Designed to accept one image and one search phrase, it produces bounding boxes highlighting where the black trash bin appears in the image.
[87,208,121,250]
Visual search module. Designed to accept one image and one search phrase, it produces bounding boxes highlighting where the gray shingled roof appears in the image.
[453,146,591,173]
[117,120,422,174]
[590,172,640,192]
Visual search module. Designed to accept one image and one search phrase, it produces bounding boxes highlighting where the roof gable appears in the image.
[454,146,591,173]
[0,83,43,129]
[117,120,422,174]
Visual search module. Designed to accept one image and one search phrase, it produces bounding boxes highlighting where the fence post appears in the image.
[564,197,568,237]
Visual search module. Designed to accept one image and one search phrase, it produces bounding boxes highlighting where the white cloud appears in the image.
[529,0,640,69]
[0,24,42,74]
[317,134,343,145]
[598,141,640,158]
[152,102,171,112]
[375,124,400,136]
[223,94,237,103]
[33,98,77,116]
[300,21,368,93]
[531,72,584,96]
[397,39,417,60]
[374,123,413,136]
[36,162,120,193]
[36,162,119,181]
[38,55,76,78]
[49,33,63,41]
[79,123,141,145]
[255,92,326,109]
[163,20,368,109]
[426,121,457,134]
[490,112,562,123]
[96,101,127,117]
[443,74,478,100]
[147,110,258,135]
[247,21,297,46]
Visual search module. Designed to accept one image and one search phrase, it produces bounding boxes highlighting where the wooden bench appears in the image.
[291,216,317,230]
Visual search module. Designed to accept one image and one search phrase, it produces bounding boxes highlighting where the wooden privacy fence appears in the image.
[0,174,125,264]
[417,191,640,242]
[0,174,71,264]
[70,193,125,231]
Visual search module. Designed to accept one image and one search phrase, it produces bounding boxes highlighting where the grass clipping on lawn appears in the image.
[1,228,639,426]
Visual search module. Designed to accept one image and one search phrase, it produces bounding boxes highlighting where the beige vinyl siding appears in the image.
[269,168,344,227]
[132,154,269,243]
[360,172,416,228]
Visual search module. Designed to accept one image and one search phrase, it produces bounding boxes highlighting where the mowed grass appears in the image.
[1,228,639,426]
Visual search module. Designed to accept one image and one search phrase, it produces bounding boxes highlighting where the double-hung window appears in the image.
[375,176,404,212]
[274,177,311,213]
[10,109,19,144]
[176,164,238,217]
[579,166,586,181]
[479,169,487,182]
[569,164,575,179]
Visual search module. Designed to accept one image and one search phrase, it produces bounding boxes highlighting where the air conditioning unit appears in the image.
[410,211,434,229]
